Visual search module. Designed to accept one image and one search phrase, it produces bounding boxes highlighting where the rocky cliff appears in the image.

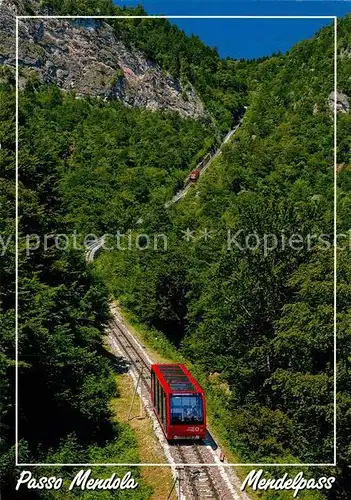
[0,0,206,119]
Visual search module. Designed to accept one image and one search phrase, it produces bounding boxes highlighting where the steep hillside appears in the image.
[96,15,351,498]
[0,1,249,497]
[1,0,350,497]
[0,65,156,499]
[0,0,247,128]
[1,0,205,118]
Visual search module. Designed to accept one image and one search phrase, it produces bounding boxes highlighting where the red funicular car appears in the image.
[150,363,206,440]
[189,168,200,182]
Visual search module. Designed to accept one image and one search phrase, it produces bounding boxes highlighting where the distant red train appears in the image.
[189,168,200,181]
[151,364,206,440]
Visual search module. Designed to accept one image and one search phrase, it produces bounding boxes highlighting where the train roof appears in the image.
[151,363,204,394]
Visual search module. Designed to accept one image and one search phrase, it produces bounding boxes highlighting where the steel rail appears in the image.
[110,317,151,371]
[193,444,221,500]
[108,315,237,499]
[109,317,151,391]
[176,445,200,500]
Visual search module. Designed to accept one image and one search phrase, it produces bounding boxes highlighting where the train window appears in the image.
[170,394,203,425]
[151,371,155,405]
[158,383,161,414]
[156,379,160,413]
[157,381,160,413]
[162,393,167,430]
[155,380,157,408]
[156,380,167,430]
[160,388,164,422]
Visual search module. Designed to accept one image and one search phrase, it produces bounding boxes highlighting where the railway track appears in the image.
[174,443,223,500]
[85,236,105,263]
[165,115,245,207]
[175,445,201,500]
[109,316,151,393]
[193,445,221,499]
[107,307,250,500]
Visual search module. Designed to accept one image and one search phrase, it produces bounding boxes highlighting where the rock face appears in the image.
[0,0,205,119]
[328,90,350,113]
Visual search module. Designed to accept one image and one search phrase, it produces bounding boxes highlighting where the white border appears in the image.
[15,15,337,468]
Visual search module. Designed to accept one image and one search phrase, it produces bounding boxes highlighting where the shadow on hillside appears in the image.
[204,430,218,451]
[101,346,130,374]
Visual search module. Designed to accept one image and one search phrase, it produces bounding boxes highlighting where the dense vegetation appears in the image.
[41,0,248,132]
[0,68,151,498]
[20,88,215,234]
[1,1,246,495]
[1,0,350,497]
[95,15,350,499]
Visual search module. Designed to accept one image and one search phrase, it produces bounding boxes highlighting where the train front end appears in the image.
[168,391,206,440]
[151,363,207,441]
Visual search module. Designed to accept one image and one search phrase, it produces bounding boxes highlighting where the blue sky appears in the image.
[113,1,351,59]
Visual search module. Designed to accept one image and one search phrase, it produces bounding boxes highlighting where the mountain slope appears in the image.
[95,15,351,498]
[0,0,248,127]
[1,1,350,498]
[0,1,250,497]
[1,0,206,118]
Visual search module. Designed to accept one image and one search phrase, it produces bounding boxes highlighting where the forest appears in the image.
[95,11,351,498]
[0,0,350,498]
[0,64,155,499]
